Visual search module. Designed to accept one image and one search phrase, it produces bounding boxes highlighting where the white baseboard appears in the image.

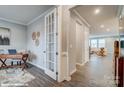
[66,76,71,81]
[76,63,83,66]
[58,77,65,82]
[58,75,71,82]
[28,61,44,71]
[76,62,85,66]
[70,68,77,75]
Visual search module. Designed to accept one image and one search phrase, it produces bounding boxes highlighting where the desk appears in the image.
[0,54,28,70]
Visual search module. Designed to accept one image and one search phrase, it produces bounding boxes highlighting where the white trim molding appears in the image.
[57,6,64,82]
[0,17,26,26]
[27,6,56,25]
[66,76,71,81]
[28,61,45,71]
[0,6,56,26]
[72,9,91,28]
[76,61,88,66]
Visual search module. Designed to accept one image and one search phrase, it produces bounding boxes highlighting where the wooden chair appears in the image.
[21,54,29,70]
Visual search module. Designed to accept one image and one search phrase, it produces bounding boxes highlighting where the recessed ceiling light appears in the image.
[100,25,104,28]
[106,28,110,31]
[94,8,100,14]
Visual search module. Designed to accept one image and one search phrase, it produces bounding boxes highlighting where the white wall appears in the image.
[61,6,90,79]
[76,22,84,64]
[68,12,77,75]
[105,37,119,54]
[69,11,90,75]
[59,5,77,81]
[75,22,90,65]
[0,19,27,50]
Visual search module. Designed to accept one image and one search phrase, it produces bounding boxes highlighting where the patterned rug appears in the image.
[0,68,35,87]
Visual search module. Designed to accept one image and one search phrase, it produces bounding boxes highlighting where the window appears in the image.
[90,38,106,48]
[120,37,124,40]
[98,39,105,48]
[91,39,97,48]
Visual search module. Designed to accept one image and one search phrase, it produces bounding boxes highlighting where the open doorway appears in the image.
[67,5,121,87]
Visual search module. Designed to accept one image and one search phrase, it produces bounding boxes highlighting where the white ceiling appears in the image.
[0,5,54,25]
[74,5,119,37]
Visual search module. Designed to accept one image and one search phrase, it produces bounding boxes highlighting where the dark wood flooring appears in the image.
[26,54,116,87]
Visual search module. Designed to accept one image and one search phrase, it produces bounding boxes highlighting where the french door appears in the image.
[45,8,58,80]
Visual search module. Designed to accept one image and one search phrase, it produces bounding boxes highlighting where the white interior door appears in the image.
[45,9,57,80]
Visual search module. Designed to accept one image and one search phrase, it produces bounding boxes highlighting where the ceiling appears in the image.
[0,5,54,25]
[74,5,119,37]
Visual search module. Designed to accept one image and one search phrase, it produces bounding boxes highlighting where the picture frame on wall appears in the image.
[0,27,10,45]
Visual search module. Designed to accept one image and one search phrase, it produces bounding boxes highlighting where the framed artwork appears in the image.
[32,32,36,40]
[0,27,10,45]
[32,31,40,47]
[37,32,40,38]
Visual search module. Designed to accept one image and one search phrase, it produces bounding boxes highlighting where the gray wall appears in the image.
[0,19,27,66]
[0,19,27,50]
[105,38,116,53]
[27,15,45,69]
[27,7,56,70]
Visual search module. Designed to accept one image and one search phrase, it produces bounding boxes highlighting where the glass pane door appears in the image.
[45,9,57,80]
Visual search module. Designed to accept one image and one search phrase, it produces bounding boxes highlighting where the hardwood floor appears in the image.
[62,54,116,87]
[26,54,116,87]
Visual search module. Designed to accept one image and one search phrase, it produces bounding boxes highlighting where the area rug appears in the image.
[0,68,35,87]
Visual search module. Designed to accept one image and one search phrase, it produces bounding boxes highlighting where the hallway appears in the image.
[59,54,116,87]
[25,53,117,87]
